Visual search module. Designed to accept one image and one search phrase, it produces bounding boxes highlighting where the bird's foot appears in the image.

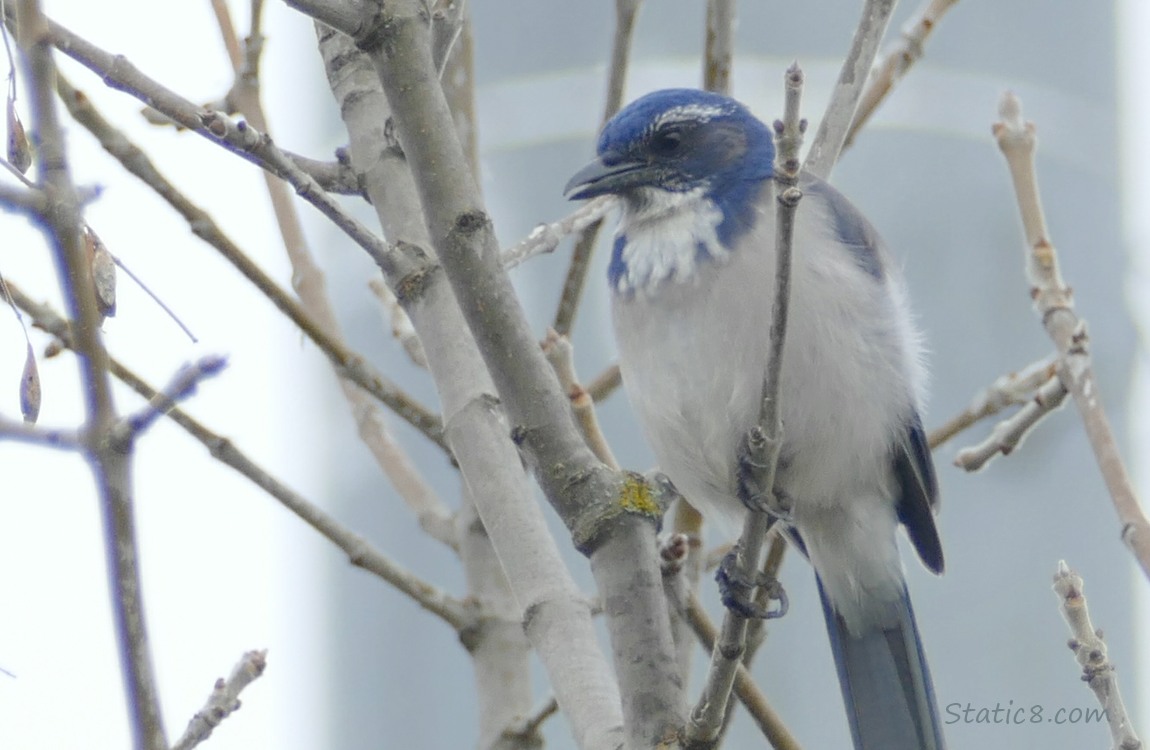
[716,549,789,620]
[736,427,794,519]
[736,426,771,513]
[740,453,795,524]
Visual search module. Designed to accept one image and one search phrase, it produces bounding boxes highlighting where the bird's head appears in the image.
[564,89,775,204]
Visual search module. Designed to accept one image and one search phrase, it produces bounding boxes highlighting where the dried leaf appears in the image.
[6,98,31,174]
[85,226,117,318]
[20,342,41,424]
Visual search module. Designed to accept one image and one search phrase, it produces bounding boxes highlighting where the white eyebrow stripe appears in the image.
[653,103,731,128]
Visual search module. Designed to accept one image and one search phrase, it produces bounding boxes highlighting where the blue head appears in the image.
[566,89,775,200]
[565,89,776,290]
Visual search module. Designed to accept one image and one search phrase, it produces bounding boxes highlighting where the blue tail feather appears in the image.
[818,578,944,750]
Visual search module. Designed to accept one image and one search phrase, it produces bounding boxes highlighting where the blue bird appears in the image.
[565,89,945,750]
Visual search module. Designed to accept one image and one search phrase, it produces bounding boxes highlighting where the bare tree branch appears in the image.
[52,72,449,452]
[668,585,801,750]
[314,3,685,746]
[499,695,559,748]
[112,355,227,440]
[316,24,627,750]
[5,280,472,628]
[587,362,622,403]
[286,151,362,195]
[0,179,46,214]
[844,0,960,149]
[542,329,619,469]
[803,0,897,178]
[501,196,615,269]
[1052,562,1142,750]
[928,355,1058,449]
[675,0,737,699]
[952,374,1067,471]
[171,649,268,750]
[11,2,167,747]
[690,63,805,745]
[703,0,735,95]
[1,7,401,272]
[207,0,453,547]
[551,0,643,337]
[994,92,1150,581]
[0,413,80,448]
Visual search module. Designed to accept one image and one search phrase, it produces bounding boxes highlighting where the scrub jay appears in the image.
[565,89,945,750]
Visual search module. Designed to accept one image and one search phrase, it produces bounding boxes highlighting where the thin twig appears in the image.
[542,328,619,469]
[844,0,960,149]
[6,280,471,620]
[0,179,45,214]
[742,530,788,665]
[664,506,703,693]
[686,0,735,704]
[171,649,268,750]
[207,0,452,534]
[0,415,80,448]
[53,73,448,452]
[1,7,401,273]
[285,151,362,195]
[673,587,801,750]
[500,696,560,746]
[994,92,1150,580]
[439,9,478,180]
[952,372,1067,470]
[551,0,641,336]
[1051,562,1142,750]
[208,0,243,70]
[928,355,1058,449]
[689,63,805,746]
[501,196,615,269]
[113,355,227,441]
[803,0,897,179]
[429,0,465,76]
[586,362,622,403]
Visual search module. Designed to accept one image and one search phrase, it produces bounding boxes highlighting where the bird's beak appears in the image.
[564,156,653,200]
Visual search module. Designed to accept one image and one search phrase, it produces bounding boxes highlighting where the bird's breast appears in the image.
[611,248,772,524]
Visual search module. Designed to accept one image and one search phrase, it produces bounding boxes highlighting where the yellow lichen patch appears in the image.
[617,474,660,516]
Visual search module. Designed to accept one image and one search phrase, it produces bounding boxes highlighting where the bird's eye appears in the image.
[650,128,683,156]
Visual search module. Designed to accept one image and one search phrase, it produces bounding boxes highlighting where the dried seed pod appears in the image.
[6,98,31,174]
[84,226,117,318]
[20,342,41,424]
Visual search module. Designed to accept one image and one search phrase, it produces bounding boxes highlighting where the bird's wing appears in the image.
[893,412,944,574]
[799,173,886,279]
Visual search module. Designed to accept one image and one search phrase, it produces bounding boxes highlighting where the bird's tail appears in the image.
[818,577,945,750]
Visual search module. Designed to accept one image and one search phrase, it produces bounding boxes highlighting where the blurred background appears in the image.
[0,1,1146,748]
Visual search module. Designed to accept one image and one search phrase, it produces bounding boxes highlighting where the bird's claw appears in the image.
[736,427,768,508]
[716,549,789,620]
[736,427,793,518]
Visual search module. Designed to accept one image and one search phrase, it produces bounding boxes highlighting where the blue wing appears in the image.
[894,412,944,574]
